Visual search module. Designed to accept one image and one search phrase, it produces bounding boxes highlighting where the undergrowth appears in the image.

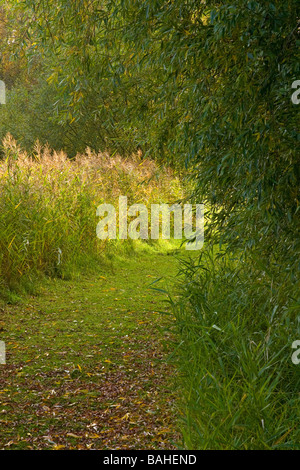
[171,247,300,449]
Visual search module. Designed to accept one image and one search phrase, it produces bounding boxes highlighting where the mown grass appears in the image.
[0,136,193,449]
[170,247,300,450]
[0,240,191,450]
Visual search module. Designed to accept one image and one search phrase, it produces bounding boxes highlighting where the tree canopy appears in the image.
[5,0,297,272]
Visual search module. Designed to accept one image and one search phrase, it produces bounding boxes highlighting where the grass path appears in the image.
[0,245,185,450]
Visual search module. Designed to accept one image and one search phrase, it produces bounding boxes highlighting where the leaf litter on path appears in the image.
[0,251,182,450]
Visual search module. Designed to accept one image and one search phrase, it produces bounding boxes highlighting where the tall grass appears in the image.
[171,248,300,450]
[0,134,184,298]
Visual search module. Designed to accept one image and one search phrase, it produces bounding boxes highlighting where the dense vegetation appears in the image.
[1,0,299,449]
[0,134,182,299]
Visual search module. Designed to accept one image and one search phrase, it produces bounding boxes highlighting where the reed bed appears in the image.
[0,134,183,295]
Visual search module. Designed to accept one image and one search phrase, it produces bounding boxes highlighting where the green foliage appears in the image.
[8,0,299,261]
[1,0,299,449]
[171,248,300,449]
[0,136,183,295]
[0,81,68,154]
